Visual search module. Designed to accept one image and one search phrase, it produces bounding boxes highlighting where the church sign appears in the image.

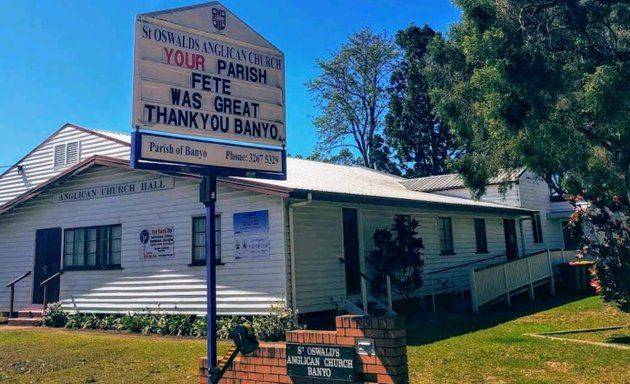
[286,343,355,382]
[132,2,285,148]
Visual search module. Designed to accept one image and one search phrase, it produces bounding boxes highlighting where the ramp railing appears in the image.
[471,249,557,313]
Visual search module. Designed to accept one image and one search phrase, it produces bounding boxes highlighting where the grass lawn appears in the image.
[0,295,629,383]
[407,295,630,383]
[552,327,630,345]
[0,328,229,384]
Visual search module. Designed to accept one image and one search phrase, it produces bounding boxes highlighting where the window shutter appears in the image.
[66,142,79,165]
[53,145,66,168]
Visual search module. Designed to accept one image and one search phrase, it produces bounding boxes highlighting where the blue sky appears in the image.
[0,0,461,168]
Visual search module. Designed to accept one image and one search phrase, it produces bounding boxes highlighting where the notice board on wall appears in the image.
[233,210,269,260]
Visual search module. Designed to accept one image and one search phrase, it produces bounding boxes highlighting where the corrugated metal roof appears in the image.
[1,123,533,217]
[91,129,131,144]
[235,159,533,214]
[400,169,526,192]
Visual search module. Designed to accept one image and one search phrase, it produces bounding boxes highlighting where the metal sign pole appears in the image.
[200,176,218,383]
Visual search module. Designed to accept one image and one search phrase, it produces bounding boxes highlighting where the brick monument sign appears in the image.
[198,314,409,384]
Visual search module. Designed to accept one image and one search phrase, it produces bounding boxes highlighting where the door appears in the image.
[33,228,62,304]
[503,219,518,260]
[342,208,361,296]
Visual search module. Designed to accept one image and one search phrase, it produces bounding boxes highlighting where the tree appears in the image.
[306,148,361,166]
[426,0,630,199]
[426,0,630,311]
[307,29,398,169]
[569,196,630,312]
[367,216,424,303]
[384,25,456,177]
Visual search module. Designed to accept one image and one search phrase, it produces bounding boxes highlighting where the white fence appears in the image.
[470,250,558,313]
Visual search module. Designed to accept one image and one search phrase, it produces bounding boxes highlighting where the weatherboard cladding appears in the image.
[0,165,286,315]
[517,172,564,251]
[0,125,129,207]
[0,125,542,315]
[289,200,527,312]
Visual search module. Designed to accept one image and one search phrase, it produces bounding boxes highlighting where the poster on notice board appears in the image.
[140,226,175,259]
[233,210,270,260]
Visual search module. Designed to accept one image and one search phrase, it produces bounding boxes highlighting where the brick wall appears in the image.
[198,315,408,384]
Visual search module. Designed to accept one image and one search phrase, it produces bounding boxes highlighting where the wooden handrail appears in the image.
[40,271,63,308]
[6,270,31,288]
[7,271,31,318]
[40,271,63,287]
[339,257,371,281]
[427,254,507,275]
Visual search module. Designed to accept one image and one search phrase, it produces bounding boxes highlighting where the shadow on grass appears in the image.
[405,290,592,346]
[609,336,630,345]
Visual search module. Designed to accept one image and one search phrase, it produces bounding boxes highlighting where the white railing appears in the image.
[428,253,507,314]
[471,249,556,313]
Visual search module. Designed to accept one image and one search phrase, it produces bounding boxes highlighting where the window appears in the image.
[474,218,488,253]
[53,141,80,169]
[532,213,544,243]
[438,217,454,255]
[63,224,121,269]
[191,215,222,265]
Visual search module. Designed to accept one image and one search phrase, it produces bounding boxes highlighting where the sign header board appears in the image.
[131,131,286,179]
[132,2,285,147]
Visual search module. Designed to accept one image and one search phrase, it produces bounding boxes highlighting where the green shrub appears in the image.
[217,316,240,339]
[192,316,207,338]
[80,313,101,329]
[367,215,424,303]
[65,313,87,329]
[253,303,302,341]
[99,314,120,330]
[43,302,68,327]
[119,313,150,333]
[59,311,239,339]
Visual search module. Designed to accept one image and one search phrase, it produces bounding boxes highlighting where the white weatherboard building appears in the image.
[0,125,574,315]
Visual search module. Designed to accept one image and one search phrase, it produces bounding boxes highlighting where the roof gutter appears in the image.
[288,193,312,310]
[289,190,535,216]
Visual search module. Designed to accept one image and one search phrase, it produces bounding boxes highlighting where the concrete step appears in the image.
[7,317,43,327]
[17,310,44,319]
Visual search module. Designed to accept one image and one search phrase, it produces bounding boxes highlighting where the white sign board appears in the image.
[140,226,175,259]
[138,133,283,173]
[233,210,270,260]
[132,2,285,147]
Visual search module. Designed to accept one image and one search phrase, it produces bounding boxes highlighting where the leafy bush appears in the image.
[253,303,302,341]
[65,313,88,329]
[43,302,68,327]
[99,314,120,330]
[58,311,299,340]
[217,316,240,339]
[367,215,424,302]
[80,313,101,329]
[119,313,150,333]
[161,314,195,336]
[192,316,207,338]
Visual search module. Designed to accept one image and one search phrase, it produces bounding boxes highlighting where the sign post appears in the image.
[199,175,218,382]
[130,3,286,383]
